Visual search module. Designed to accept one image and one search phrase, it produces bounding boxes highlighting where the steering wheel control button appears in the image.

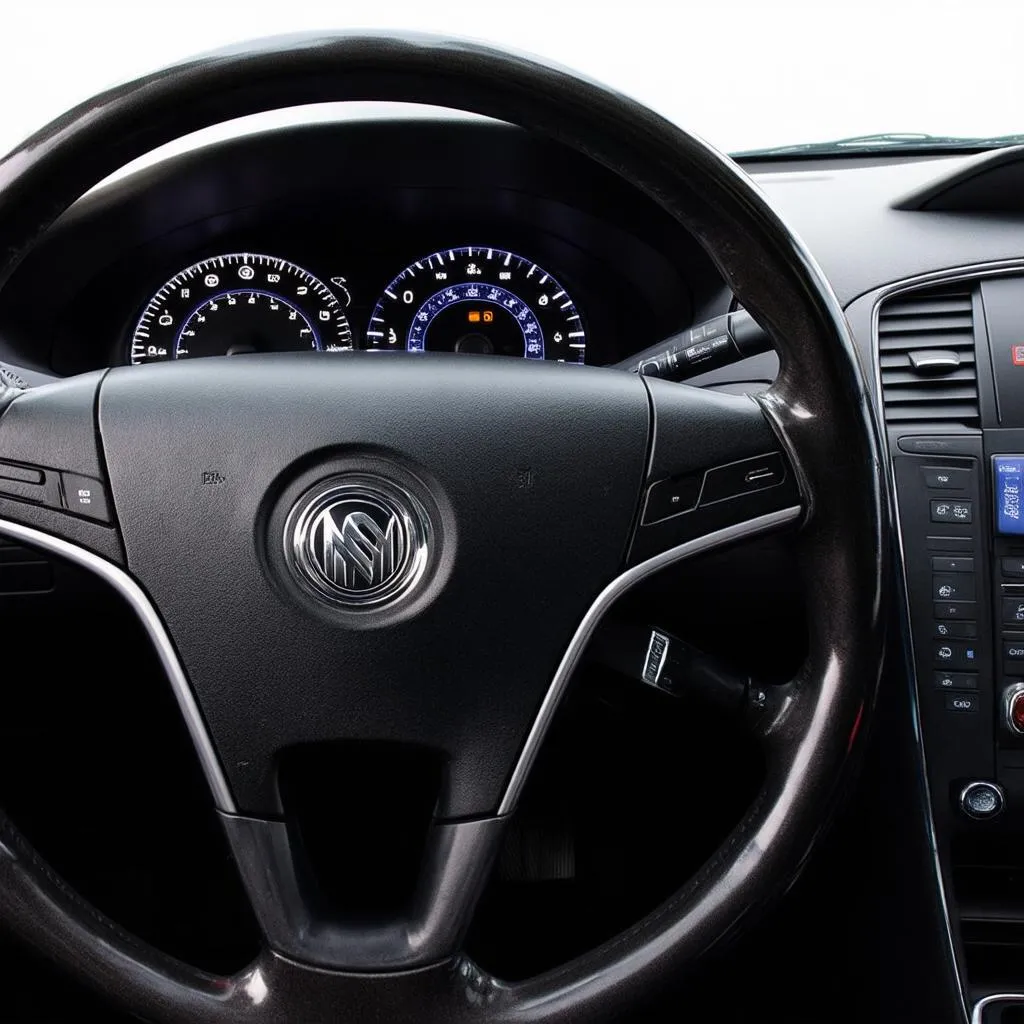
[930,498,973,524]
[59,472,110,523]
[0,462,43,485]
[934,620,976,639]
[932,574,976,601]
[961,781,1005,820]
[934,671,978,690]
[945,692,979,713]
[0,460,61,509]
[642,475,700,524]
[699,452,786,506]
[284,474,431,609]
[934,641,978,669]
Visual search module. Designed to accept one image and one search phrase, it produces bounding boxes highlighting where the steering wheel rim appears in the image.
[0,32,887,1024]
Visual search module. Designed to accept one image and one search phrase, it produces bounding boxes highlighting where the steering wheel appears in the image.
[0,33,887,1023]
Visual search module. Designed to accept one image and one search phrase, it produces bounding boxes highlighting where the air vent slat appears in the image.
[877,284,979,427]
[878,334,974,352]
[884,385,979,402]
[877,315,974,335]
[881,368,977,385]
[880,351,975,367]
[884,405,978,422]
[880,297,973,317]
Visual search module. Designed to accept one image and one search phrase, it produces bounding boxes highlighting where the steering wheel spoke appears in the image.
[627,377,803,566]
[218,812,505,971]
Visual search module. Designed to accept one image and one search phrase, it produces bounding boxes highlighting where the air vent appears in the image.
[878,284,979,426]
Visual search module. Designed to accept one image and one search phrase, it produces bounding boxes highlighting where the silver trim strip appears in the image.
[0,517,237,813]
[497,505,802,815]
[972,993,1024,1024]
[869,257,1024,313]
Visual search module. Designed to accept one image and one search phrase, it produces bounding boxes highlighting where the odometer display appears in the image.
[129,253,351,364]
[366,247,586,363]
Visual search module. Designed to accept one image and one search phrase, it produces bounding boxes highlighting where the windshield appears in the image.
[5,0,1023,158]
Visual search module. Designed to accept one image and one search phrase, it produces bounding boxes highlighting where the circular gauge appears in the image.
[366,247,586,363]
[129,253,352,365]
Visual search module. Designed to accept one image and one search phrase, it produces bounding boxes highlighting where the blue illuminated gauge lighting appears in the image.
[129,252,351,364]
[407,282,545,358]
[366,246,586,363]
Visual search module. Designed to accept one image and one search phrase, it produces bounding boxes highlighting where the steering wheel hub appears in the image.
[284,472,433,609]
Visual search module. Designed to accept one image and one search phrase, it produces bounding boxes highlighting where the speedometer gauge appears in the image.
[366,247,586,363]
[129,253,352,364]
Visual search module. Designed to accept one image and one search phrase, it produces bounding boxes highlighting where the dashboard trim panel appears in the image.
[864,261,1024,1023]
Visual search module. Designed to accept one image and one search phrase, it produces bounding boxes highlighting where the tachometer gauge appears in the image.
[366,247,586,363]
[129,253,352,364]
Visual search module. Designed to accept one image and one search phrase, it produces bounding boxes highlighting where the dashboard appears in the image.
[12,106,1024,1021]
[0,120,733,377]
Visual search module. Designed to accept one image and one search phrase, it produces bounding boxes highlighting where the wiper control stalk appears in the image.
[617,308,772,382]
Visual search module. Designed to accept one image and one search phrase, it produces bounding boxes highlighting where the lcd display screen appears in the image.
[995,456,1024,535]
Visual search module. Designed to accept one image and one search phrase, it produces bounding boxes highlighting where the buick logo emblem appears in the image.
[285,476,430,608]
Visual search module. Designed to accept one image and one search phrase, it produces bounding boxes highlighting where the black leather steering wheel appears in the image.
[0,33,887,1024]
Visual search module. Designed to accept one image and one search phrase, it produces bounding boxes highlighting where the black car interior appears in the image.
[3,31,1024,1024]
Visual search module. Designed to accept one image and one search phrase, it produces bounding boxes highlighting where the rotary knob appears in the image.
[1007,685,1024,734]
[960,781,1005,820]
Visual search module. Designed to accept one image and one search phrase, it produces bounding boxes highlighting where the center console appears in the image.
[882,272,1024,1017]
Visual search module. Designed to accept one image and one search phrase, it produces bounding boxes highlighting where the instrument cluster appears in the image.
[128,245,587,366]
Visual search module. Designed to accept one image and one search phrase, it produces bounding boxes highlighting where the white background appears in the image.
[1,0,1023,155]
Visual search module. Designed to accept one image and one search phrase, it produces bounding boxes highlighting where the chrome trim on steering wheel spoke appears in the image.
[0,518,237,813]
[497,504,802,815]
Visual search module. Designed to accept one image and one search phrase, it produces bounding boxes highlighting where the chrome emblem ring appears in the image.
[284,474,431,608]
